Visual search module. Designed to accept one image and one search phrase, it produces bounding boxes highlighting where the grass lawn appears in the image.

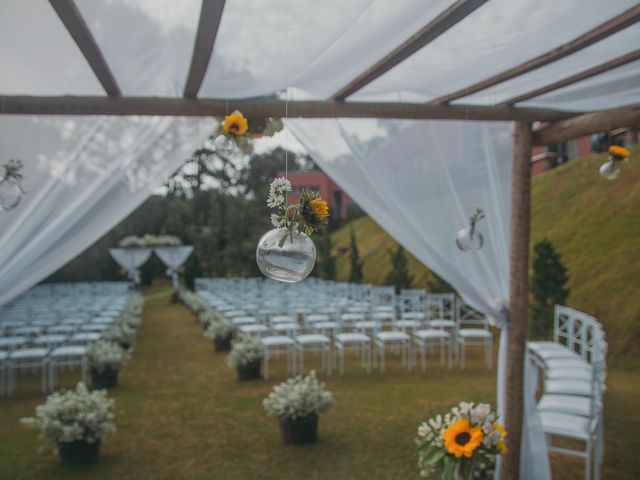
[0,288,638,479]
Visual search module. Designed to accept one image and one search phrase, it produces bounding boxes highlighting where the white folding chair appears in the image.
[7,348,49,395]
[295,334,332,375]
[334,333,372,375]
[414,329,452,370]
[374,331,411,373]
[0,351,7,396]
[238,324,269,338]
[455,299,492,369]
[48,346,88,392]
[261,336,296,381]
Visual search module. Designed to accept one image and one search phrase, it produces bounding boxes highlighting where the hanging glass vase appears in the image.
[600,145,630,181]
[456,208,485,253]
[599,158,620,180]
[0,160,25,212]
[256,227,316,283]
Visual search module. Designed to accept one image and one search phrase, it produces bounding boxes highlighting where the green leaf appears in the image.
[423,448,446,465]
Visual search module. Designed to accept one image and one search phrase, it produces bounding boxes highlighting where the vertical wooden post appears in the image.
[500,121,533,479]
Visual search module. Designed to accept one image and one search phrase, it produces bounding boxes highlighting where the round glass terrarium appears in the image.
[0,175,24,212]
[256,228,316,283]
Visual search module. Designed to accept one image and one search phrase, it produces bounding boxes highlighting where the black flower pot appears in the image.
[119,341,131,351]
[236,360,261,380]
[91,368,119,389]
[57,440,101,466]
[214,336,232,352]
[279,414,318,445]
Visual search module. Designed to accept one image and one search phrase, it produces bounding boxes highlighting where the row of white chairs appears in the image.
[0,283,135,397]
[0,346,88,396]
[528,305,607,480]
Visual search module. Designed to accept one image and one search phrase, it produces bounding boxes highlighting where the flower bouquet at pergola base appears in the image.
[416,402,506,480]
[263,371,333,445]
[256,177,329,283]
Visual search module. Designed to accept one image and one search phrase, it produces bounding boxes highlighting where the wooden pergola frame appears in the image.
[5,1,640,477]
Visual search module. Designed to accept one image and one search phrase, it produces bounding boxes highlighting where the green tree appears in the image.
[529,239,570,339]
[385,245,414,293]
[348,228,364,283]
[318,232,336,280]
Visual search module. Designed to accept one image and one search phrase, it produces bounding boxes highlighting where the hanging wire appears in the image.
[284,0,289,183]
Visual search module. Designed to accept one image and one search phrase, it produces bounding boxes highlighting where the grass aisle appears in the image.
[1,287,638,479]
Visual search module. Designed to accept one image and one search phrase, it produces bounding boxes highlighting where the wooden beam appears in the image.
[330,0,488,101]
[533,103,640,145]
[500,121,532,479]
[49,0,120,96]
[0,95,578,122]
[183,0,226,98]
[431,4,640,105]
[503,49,640,105]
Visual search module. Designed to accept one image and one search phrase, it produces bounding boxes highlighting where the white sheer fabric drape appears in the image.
[109,247,153,285]
[290,118,550,480]
[154,246,194,289]
[0,115,213,306]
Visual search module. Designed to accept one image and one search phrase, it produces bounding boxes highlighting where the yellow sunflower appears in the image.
[493,422,507,454]
[609,145,630,158]
[223,111,248,136]
[309,198,329,222]
[443,419,483,458]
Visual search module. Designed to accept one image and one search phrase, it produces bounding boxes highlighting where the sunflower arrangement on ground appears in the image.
[416,401,506,480]
[267,177,329,246]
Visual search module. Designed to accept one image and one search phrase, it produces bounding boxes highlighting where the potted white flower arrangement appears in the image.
[178,289,209,316]
[106,322,136,351]
[416,401,507,480]
[88,340,130,389]
[21,383,116,466]
[227,338,263,380]
[121,313,141,330]
[263,371,333,445]
[126,293,145,316]
[198,309,222,328]
[203,319,236,352]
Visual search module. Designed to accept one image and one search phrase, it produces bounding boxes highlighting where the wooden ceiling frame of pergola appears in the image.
[428,3,640,105]
[5,3,640,478]
[49,0,121,96]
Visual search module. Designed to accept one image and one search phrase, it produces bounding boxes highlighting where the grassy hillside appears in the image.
[331,147,640,364]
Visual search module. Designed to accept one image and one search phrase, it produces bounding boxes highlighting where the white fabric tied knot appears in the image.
[154,246,193,290]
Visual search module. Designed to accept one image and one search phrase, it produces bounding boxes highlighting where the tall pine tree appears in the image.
[318,232,336,280]
[385,245,414,292]
[529,239,570,339]
[348,228,364,283]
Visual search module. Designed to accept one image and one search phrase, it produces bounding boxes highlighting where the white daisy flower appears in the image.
[270,214,284,228]
[269,177,292,195]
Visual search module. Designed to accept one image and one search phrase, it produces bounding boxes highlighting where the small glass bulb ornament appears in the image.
[600,145,630,180]
[0,159,25,212]
[599,159,620,180]
[256,227,316,283]
[214,134,235,155]
[456,208,485,253]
